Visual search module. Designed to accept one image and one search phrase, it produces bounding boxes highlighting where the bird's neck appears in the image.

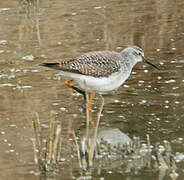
[121,51,137,69]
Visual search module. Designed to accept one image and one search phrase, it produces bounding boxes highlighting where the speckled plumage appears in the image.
[41,46,158,93]
[41,51,122,78]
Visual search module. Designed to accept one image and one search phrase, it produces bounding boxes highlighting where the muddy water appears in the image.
[0,0,184,179]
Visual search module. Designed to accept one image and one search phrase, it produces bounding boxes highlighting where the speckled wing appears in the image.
[41,51,122,78]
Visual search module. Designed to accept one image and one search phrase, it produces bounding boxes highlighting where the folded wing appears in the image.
[40,51,121,78]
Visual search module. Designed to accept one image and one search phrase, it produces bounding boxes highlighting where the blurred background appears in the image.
[0,0,184,179]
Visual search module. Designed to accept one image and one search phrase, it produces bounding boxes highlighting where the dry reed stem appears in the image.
[32,112,42,152]
[73,131,82,168]
[57,134,62,162]
[47,110,57,164]
[35,0,41,46]
[52,124,62,164]
[31,138,38,165]
[32,112,42,164]
[146,134,151,168]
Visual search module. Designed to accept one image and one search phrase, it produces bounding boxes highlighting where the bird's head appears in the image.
[122,46,159,70]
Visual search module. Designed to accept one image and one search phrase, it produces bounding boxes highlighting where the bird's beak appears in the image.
[142,56,159,70]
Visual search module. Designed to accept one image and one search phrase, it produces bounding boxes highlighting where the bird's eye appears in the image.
[138,52,142,56]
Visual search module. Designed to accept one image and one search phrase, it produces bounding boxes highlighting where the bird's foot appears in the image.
[65,79,86,99]
[65,79,73,88]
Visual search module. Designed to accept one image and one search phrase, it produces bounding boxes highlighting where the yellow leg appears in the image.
[88,91,96,111]
[88,91,96,127]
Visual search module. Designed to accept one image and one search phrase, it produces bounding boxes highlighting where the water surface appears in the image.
[0,0,184,179]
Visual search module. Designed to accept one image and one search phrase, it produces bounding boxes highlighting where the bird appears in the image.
[40,46,158,95]
[40,46,159,127]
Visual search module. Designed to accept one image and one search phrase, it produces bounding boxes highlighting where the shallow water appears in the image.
[0,0,184,179]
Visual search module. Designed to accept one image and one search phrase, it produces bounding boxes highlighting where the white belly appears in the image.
[61,69,131,93]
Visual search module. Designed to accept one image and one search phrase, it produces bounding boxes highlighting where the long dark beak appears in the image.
[142,56,159,70]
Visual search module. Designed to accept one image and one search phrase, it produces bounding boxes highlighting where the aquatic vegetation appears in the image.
[32,111,62,175]
[31,96,180,179]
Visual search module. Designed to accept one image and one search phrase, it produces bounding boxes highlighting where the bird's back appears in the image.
[41,51,122,78]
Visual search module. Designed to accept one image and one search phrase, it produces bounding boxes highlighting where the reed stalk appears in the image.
[32,110,62,174]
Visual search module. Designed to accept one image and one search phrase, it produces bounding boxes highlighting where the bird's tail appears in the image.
[40,62,62,70]
[40,61,81,74]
